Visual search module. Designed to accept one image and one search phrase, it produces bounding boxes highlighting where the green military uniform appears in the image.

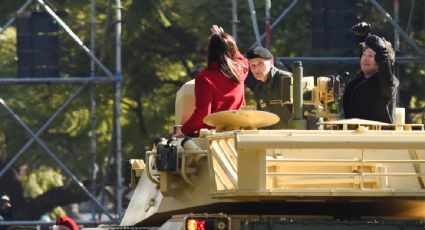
[254,66,293,129]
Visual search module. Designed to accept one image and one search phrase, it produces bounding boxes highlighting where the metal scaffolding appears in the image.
[0,0,123,226]
[240,0,424,64]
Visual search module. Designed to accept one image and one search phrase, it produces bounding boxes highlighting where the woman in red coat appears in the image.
[178,25,249,136]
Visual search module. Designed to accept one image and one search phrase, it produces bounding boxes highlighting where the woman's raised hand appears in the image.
[210,25,224,35]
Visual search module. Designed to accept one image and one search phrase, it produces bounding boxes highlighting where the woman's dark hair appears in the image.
[207,32,244,83]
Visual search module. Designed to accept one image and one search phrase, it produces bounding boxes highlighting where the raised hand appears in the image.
[352,22,371,43]
[210,25,224,35]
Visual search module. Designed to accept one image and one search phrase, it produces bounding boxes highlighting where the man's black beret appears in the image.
[246,46,273,60]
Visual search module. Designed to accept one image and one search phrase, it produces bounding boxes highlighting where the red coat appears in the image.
[181,53,248,136]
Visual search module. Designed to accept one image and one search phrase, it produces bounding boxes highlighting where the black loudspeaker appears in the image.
[16,12,61,77]
[312,0,358,49]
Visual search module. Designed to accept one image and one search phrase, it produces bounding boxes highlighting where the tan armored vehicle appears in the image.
[121,63,425,230]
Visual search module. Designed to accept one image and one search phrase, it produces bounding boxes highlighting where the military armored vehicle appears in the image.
[121,62,425,230]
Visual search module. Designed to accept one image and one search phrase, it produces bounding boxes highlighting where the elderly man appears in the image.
[246,46,293,129]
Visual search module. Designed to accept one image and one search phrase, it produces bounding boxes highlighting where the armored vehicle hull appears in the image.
[122,127,425,229]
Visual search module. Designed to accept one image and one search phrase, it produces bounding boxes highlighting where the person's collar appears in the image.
[364,71,377,78]
[270,65,278,79]
[362,68,378,78]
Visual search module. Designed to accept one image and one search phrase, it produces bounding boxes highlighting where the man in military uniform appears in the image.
[246,46,293,129]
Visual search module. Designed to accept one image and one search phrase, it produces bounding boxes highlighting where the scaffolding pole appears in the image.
[248,0,424,63]
[250,0,298,48]
[0,77,115,84]
[247,0,261,47]
[370,0,424,55]
[0,0,121,225]
[36,0,114,77]
[231,0,238,41]
[0,85,87,178]
[0,98,113,219]
[0,0,32,35]
[90,0,98,221]
[277,56,424,64]
[393,0,400,51]
[115,0,123,221]
[265,0,271,49]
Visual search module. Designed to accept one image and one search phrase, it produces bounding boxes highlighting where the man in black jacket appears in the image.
[343,22,399,124]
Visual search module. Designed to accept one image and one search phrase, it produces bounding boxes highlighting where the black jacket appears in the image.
[343,60,399,123]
